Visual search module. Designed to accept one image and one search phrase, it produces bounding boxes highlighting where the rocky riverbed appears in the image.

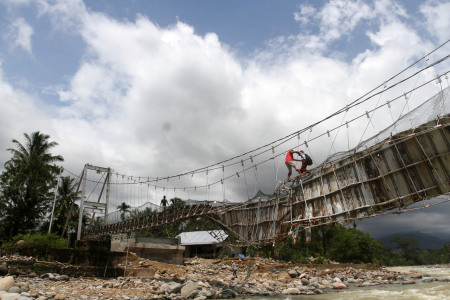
[1,254,448,299]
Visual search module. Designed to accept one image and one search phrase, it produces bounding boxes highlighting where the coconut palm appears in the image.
[117,202,131,221]
[50,176,80,235]
[0,131,64,239]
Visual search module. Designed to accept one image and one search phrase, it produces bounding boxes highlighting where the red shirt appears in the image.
[285,150,294,163]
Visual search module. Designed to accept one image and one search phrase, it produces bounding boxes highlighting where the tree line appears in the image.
[0,131,77,241]
[1,131,449,266]
[269,225,450,266]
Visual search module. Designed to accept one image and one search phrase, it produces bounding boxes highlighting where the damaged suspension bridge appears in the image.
[84,90,450,247]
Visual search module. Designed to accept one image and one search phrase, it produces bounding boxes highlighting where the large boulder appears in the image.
[157,282,182,294]
[181,281,198,298]
[0,276,15,292]
[1,292,21,300]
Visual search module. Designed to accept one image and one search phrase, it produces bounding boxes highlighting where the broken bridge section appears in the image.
[84,85,450,247]
[85,114,449,246]
[198,91,450,246]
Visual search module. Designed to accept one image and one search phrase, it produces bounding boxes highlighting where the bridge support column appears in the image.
[77,164,111,240]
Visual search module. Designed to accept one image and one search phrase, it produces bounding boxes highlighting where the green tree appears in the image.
[117,202,131,221]
[42,176,80,236]
[182,217,222,232]
[327,226,386,264]
[389,237,425,265]
[129,207,156,219]
[0,132,63,241]
[169,197,184,209]
[276,225,388,264]
[437,243,450,263]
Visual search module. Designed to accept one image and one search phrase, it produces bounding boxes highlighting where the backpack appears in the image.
[304,153,313,166]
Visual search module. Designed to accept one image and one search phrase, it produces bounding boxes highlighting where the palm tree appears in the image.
[51,176,80,235]
[169,197,184,209]
[7,131,63,165]
[129,207,155,219]
[0,131,64,238]
[117,202,131,221]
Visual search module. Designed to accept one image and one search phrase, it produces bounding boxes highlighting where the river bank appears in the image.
[1,254,449,299]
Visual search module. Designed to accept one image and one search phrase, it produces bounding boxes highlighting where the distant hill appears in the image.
[377,231,449,250]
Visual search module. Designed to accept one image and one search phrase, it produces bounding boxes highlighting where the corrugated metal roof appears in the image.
[177,230,228,246]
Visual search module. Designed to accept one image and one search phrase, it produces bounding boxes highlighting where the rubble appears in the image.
[1,255,448,299]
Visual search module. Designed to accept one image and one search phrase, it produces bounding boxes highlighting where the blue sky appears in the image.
[0,0,449,239]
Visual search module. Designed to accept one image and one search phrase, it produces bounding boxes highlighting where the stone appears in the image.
[1,293,21,300]
[197,281,209,288]
[8,286,21,294]
[203,289,216,298]
[333,277,343,284]
[0,264,8,276]
[158,282,182,294]
[282,288,300,295]
[299,273,308,279]
[19,292,32,297]
[59,275,69,281]
[332,283,347,289]
[54,294,67,299]
[181,281,198,298]
[301,278,309,286]
[287,270,298,278]
[262,282,274,290]
[0,276,15,292]
[278,273,291,280]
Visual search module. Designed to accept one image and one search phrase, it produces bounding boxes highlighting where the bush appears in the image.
[1,233,68,250]
[312,256,325,264]
[327,226,386,264]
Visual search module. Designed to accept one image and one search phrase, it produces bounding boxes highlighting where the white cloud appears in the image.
[0,65,54,166]
[421,0,450,43]
[5,17,33,53]
[2,0,445,181]
[36,0,86,32]
[294,4,316,26]
[0,0,449,231]
[318,0,373,42]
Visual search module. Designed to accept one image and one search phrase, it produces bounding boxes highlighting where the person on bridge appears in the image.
[160,196,168,210]
[298,150,311,176]
[285,149,310,180]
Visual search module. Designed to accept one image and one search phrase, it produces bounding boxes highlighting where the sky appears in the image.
[0,0,449,239]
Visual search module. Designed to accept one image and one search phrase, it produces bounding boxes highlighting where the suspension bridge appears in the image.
[66,49,450,247]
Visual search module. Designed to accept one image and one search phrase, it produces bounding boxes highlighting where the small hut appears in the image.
[177,230,228,258]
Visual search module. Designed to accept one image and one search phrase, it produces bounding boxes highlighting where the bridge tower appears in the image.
[77,164,112,240]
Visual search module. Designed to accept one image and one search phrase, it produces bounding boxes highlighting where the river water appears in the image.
[240,266,450,300]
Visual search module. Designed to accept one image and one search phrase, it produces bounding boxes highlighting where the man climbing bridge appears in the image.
[285,149,311,181]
